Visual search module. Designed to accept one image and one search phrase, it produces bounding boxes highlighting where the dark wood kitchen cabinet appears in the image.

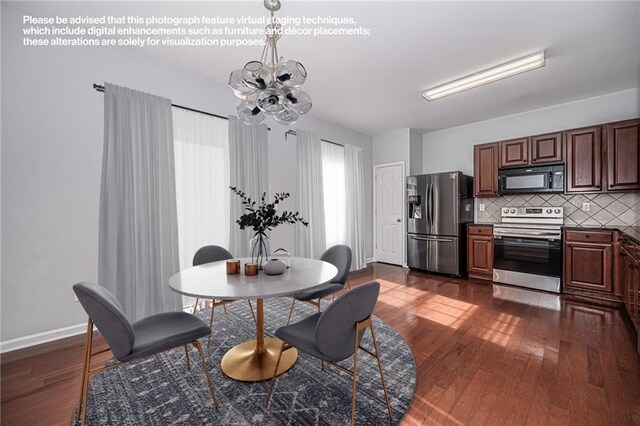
[499,138,529,167]
[564,230,613,295]
[605,118,640,192]
[564,126,603,193]
[473,142,499,197]
[467,225,493,280]
[530,132,563,164]
[620,238,639,330]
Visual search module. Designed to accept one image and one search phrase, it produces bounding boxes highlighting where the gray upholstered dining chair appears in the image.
[72,282,217,426]
[191,245,256,347]
[266,281,393,426]
[286,244,352,324]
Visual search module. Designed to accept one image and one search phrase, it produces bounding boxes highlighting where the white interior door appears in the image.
[374,163,404,265]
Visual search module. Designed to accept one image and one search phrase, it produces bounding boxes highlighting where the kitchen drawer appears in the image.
[468,225,493,236]
[565,230,612,244]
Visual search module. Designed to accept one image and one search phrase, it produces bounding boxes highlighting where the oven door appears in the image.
[493,235,562,277]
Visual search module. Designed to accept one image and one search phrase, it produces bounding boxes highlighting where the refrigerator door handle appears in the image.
[428,237,454,243]
[427,183,432,233]
[409,235,430,241]
[430,183,435,232]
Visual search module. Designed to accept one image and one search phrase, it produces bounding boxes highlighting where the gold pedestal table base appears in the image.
[220,299,298,382]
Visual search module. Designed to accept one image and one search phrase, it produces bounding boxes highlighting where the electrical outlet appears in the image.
[582,202,591,212]
[479,203,485,212]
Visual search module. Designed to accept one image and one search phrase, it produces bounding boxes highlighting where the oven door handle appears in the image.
[494,230,561,240]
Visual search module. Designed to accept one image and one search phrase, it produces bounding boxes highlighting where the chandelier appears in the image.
[229,0,311,126]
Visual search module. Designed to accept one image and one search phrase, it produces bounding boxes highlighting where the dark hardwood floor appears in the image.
[2,263,640,425]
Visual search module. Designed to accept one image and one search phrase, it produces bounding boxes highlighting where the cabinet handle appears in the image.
[585,235,590,238]
[595,185,601,189]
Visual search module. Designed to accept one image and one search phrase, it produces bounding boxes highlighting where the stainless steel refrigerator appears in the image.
[407,171,474,276]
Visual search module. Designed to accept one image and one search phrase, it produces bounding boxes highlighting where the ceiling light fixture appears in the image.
[423,51,546,101]
[229,0,311,126]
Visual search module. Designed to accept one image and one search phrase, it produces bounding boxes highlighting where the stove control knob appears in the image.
[546,208,552,214]
[510,208,516,214]
[503,208,509,214]
[554,208,561,214]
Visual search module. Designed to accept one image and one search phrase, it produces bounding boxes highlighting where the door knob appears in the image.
[396,219,401,222]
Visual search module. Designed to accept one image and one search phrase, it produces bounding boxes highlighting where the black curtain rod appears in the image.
[93,84,229,121]
[285,129,343,147]
[93,83,271,131]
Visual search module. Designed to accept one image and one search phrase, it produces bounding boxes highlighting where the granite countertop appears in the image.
[563,225,640,245]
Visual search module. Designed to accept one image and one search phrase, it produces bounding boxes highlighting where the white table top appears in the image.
[168,257,338,300]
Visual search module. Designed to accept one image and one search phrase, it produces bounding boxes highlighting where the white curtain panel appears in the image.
[228,116,269,257]
[173,108,230,270]
[98,83,181,321]
[321,141,346,247]
[345,144,367,270]
[295,129,327,258]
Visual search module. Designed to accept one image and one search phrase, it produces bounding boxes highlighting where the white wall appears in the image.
[0,4,373,344]
[422,88,640,175]
[409,129,423,175]
[372,128,410,170]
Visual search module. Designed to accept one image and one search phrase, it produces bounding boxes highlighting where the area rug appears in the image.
[73,297,416,425]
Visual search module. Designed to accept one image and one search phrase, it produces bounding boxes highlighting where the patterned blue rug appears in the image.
[73,297,416,425]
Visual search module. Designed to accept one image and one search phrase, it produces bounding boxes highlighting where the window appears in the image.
[321,141,346,247]
[173,108,230,270]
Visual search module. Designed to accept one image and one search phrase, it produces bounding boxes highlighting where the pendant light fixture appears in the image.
[229,0,311,126]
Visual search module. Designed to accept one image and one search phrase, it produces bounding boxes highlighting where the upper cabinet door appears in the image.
[474,142,499,197]
[565,126,603,193]
[530,132,563,164]
[499,138,529,167]
[605,118,640,192]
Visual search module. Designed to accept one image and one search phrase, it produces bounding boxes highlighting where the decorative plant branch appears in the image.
[230,187,309,236]
[231,186,308,267]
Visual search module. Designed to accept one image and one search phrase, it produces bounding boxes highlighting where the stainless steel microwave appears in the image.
[498,164,564,194]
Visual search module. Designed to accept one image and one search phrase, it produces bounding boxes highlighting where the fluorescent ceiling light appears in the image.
[423,51,546,101]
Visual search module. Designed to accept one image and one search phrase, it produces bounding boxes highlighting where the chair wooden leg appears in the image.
[222,301,228,314]
[207,305,216,348]
[265,341,286,407]
[317,298,321,313]
[76,320,92,422]
[192,297,200,315]
[370,323,394,425]
[347,281,352,290]
[248,300,256,325]
[185,345,191,371]
[286,298,296,325]
[192,340,218,408]
[78,320,94,426]
[351,332,359,426]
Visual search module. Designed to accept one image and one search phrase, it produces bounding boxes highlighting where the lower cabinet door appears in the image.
[564,242,613,293]
[468,235,493,279]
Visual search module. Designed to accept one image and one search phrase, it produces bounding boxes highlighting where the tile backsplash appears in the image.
[476,193,640,227]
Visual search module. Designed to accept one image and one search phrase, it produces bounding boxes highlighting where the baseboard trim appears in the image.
[367,257,375,263]
[0,322,88,354]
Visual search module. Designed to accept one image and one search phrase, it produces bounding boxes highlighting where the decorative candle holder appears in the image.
[226,260,241,275]
[244,262,259,276]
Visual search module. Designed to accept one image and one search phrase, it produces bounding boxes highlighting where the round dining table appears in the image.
[168,257,338,382]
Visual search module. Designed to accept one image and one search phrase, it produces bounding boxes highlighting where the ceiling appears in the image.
[9,1,640,135]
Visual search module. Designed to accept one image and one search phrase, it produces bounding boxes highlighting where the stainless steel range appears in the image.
[493,206,563,293]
